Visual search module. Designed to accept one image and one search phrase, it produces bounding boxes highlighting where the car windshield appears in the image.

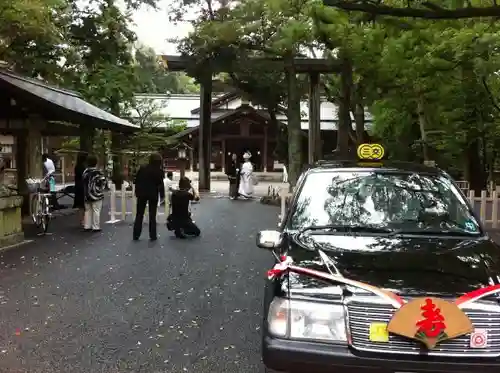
[289,171,481,235]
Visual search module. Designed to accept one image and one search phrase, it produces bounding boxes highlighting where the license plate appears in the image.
[369,322,389,342]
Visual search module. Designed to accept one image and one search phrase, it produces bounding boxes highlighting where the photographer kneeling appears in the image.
[167,176,201,238]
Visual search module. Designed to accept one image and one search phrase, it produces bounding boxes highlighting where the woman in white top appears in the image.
[238,152,254,198]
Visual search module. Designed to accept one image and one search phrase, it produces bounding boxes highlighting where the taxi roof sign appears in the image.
[357,143,385,161]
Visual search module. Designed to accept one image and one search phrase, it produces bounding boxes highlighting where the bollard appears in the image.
[106,183,120,224]
[164,190,170,224]
[121,183,127,221]
[131,184,136,217]
[280,193,286,224]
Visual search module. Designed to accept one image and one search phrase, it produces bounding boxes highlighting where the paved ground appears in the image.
[0,198,278,373]
[117,180,288,198]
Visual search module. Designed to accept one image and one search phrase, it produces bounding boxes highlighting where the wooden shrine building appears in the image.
[132,91,372,174]
[158,55,372,190]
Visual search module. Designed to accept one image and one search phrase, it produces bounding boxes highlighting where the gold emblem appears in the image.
[387,297,473,349]
[357,143,385,161]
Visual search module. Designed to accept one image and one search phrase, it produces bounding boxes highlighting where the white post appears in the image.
[480,190,487,224]
[164,189,170,224]
[468,190,475,206]
[106,183,120,224]
[280,193,286,225]
[121,183,127,221]
[492,191,498,229]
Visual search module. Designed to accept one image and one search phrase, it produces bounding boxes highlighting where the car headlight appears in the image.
[267,297,347,343]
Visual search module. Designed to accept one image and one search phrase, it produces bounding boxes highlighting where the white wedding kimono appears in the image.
[238,161,254,197]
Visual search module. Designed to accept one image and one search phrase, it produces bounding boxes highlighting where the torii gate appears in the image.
[161,55,341,191]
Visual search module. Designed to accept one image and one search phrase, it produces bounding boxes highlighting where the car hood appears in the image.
[285,233,500,298]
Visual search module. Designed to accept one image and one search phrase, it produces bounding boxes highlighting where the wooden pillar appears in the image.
[263,126,268,172]
[16,132,29,215]
[221,139,226,173]
[286,62,302,188]
[111,131,123,187]
[189,145,194,172]
[79,125,94,155]
[308,72,321,163]
[198,73,212,191]
[27,124,42,178]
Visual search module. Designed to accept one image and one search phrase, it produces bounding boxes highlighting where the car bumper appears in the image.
[263,336,500,373]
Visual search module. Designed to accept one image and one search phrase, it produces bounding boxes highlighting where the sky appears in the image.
[129,0,194,55]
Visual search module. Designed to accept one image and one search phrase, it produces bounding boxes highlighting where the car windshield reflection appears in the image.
[290,171,481,236]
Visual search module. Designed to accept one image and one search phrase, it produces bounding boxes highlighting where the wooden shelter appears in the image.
[0,69,138,213]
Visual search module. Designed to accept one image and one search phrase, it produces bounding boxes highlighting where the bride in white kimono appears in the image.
[238,152,254,198]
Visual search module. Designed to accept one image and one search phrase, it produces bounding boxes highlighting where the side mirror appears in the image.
[256,230,283,249]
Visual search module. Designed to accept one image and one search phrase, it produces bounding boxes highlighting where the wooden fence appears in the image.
[466,190,500,229]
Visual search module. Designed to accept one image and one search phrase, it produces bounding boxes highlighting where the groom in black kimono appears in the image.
[226,153,240,200]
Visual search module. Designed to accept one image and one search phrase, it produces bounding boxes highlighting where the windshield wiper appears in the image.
[298,224,396,235]
[396,229,480,237]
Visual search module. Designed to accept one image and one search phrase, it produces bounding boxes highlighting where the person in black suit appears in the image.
[167,176,201,238]
[226,153,240,200]
[133,153,165,241]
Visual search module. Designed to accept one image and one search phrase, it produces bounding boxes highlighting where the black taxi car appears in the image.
[257,144,500,373]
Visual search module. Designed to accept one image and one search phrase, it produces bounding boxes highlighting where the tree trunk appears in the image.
[352,83,366,145]
[466,138,486,192]
[336,55,352,158]
[354,104,365,144]
[416,96,429,161]
[286,66,302,188]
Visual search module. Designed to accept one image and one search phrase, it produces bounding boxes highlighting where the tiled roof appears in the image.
[0,70,137,130]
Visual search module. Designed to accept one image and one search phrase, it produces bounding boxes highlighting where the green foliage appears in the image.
[134,45,199,93]
[0,0,70,79]
[126,97,186,174]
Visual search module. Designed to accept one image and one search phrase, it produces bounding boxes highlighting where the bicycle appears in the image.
[26,174,54,234]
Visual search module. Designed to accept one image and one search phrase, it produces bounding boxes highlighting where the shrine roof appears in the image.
[133,93,373,131]
[0,69,137,131]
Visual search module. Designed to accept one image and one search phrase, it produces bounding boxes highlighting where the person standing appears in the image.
[282,164,288,183]
[226,153,240,200]
[238,152,255,198]
[133,153,165,241]
[161,171,175,207]
[73,152,87,227]
[42,153,59,209]
[42,154,56,176]
[82,154,106,232]
[164,171,175,193]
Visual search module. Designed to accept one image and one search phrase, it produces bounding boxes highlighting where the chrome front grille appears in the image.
[348,299,500,357]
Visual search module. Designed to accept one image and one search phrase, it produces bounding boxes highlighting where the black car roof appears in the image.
[307,159,443,175]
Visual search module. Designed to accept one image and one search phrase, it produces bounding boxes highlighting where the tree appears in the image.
[0,0,71,80]
[134,44,199,94]
[323,0,500,19]
[65,0,160,186]
[127,97,186,176]
[176,0,317,186]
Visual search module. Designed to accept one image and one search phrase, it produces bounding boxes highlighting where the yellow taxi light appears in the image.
[357,143,385,161]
